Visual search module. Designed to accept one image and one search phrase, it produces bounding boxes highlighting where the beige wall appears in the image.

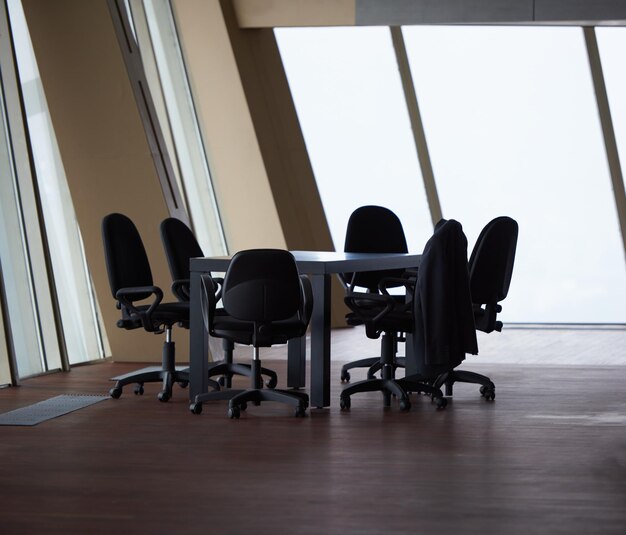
[22,0,189,362]
[233,0,355,28]
[173,0,287,252]
[219,1,333,252]
[174,0,348,324]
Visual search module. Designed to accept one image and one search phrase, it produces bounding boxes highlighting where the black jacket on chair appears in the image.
[409,219,478,375]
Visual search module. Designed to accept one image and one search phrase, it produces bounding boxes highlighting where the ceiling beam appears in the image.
[233,0,626,28]
[233,0,355,28]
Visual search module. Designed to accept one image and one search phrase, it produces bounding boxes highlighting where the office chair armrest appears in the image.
[344,292,396,324]
[378,276,415,296]
[212,277,224,302]
[343,272,363,293]
[299,275,313,325]
[171,279,190,301]
[171,276,223,303]
[116,286,163,332]
[473,302,503,333]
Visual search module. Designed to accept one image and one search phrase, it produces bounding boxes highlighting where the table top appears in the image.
[190,250,421,275]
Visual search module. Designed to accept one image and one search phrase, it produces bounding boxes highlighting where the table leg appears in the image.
[189,270,208,401]
[287,336,306,389]
[404,332,417,376]
[310,273,331,407]
[403,275,419,376]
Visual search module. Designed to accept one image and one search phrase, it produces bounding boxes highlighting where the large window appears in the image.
[7,0,106,365]
[0,0,110,377]
[403,26,626,323]
[278,25,626,323]
[597,27,626,188]
[276,27,434,253]
[126,0,227,256]
[0,71,49,377]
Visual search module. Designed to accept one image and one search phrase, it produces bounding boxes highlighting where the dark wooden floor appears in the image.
[1,346,625,534]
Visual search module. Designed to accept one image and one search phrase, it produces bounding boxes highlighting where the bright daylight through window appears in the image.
[277,25,626,323]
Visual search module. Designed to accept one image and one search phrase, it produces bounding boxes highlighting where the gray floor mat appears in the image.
[0,394,109,426]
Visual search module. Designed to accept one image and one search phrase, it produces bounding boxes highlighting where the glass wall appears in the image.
[597,27,626,189]
[7,0,105,364]
[276,27,434,253]
[126,0,227,256]
[403,26,626,323]
[0,73,47,377]
[277,25,626,323]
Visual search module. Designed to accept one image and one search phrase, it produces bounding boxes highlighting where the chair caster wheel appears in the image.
[218,376,227,387]
[434,396,448,409]
[133,384,144,395]
[228,406,240,419]
[399,399,411,412]
[340,370,350,383]
[157,391,170,402]
[178,381,189,389]
[295,405,307,417]
[190,402,202,415]
[339,396,351,411]
[265,376,277,389]
[482,387,495,401]
[109,387,122,399]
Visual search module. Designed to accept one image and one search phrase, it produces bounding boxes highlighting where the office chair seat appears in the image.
[345,307,412,331]
[212,316,308,346]
[126,301,189,319]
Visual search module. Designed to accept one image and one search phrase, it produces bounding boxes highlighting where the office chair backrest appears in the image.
[343,205,408,291]
[469,216,518,305]
[160,217,204,282]
[102,213,153,300]
[222,249,301,322]
[411,219,477,372]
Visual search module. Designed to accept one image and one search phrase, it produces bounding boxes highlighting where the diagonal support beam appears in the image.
[583,26,626,266]
[107,0,189,226]
[390,26,442,227]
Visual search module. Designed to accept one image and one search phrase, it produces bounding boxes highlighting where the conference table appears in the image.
[188,251,421,408]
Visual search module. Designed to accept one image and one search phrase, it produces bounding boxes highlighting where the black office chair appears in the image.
[189,249,312,418]
[339,205,410,383]
[433,216,518,400]
[160,217,278,389]
[340,219,478,412]
[102,213,218,401]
